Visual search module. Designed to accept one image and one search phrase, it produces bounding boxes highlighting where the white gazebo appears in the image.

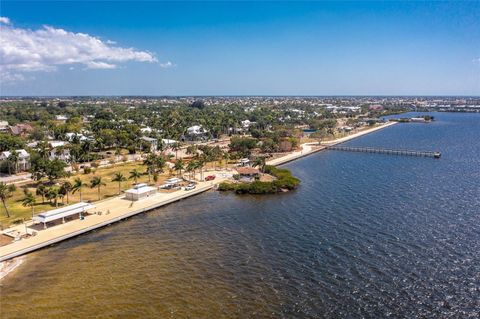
[33,202,94,229]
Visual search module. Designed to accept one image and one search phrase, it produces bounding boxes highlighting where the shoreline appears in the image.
[267,121,397,166]
[0,122,396,280]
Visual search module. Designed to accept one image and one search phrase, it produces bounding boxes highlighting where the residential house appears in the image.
[141,136,158,152]
[9,123,34,137]
[0,121,9,132]
[0,149,31,173]
[49,141,71,162]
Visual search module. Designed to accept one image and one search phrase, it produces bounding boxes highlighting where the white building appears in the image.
[141,136,158,152]
[187,125,207,135]
[124,183,157,201]
[0,149,31,172]
[33,202,94,229]
[0,121,9,132]
[49,141,71,162]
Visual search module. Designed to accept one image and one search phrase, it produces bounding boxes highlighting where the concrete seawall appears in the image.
[0,183,214,262]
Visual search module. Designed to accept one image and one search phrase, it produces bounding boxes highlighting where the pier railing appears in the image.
[326,146,441,158]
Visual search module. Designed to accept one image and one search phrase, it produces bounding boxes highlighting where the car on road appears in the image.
[184,183,196,191]
[205,175,216,181]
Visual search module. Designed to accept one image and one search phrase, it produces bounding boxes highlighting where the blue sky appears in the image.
[1,1,479,96]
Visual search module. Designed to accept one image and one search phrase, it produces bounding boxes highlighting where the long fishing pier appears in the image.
[327,146,441,158]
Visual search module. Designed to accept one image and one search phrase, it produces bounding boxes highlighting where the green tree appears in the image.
[112,172,127,195]
[0,182,16,218]
[173,159,184,177]
[90,176,106,200]
[59,181,72,204]
[36,184,47,203]
[22,191,37,219]
[72,177,85,201]
[46,187,59,207]
[129,169,142,185]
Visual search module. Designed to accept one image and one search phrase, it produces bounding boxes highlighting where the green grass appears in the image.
[0,161,172,227]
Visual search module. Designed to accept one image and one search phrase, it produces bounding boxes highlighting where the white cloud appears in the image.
[0,18,159,82]
[159,61,176,68]
[0,17,11,25]
[85,61,117,69]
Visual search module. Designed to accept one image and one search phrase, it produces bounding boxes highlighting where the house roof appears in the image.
[236,167,260,175]
[0,149,30,159]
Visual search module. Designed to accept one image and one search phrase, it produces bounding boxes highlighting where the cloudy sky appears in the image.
[1,1,479,96]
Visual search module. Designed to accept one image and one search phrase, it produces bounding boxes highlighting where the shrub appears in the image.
[83,167,92,174]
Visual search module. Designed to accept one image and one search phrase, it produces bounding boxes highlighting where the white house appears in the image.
[0,149,31,172]
[141,136,158,152]
[0,121,9,132]
[49,141,71,162]
[187,125,207,135]
[65,132,88,142]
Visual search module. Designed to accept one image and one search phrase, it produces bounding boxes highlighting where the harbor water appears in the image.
[1,112,479,318]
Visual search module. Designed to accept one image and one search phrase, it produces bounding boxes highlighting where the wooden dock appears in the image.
[327,146,441,158]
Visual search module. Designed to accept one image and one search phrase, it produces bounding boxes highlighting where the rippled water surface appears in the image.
[1,112,479,318]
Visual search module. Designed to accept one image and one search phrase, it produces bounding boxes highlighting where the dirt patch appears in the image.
[0,234,13,247]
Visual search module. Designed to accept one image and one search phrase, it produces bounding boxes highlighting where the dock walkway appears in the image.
[327,146,441,158]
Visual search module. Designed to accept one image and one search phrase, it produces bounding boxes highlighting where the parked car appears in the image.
[205,175,216,181]
[184,183,196,191]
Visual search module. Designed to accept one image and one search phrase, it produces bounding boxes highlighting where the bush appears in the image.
[83,167,92,174]
[218,182,237,191]
[218,166,300,195]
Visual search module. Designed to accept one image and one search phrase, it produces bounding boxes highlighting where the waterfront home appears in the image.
[0,149,31,173]
[125,183,157,201]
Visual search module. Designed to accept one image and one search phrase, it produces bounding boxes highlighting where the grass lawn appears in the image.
[0,161,176,227]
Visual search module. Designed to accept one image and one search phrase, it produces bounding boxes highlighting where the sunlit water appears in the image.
[1,112,479,318]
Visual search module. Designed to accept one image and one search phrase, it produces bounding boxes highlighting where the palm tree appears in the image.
[129,169,142,185]
[0,182,16,218]
[90,176,106,200]
[171,142,180,160]
[112,172,127,195]
[143,154,157,182]
[7,151,19,175]
[196,159,205,180]
[156,157,166,174]
[72,177,85,201]
[46,187,59,207]
[186,160,196,180]
[253,157,266,173]
[36,184,47,203]
[59,181,72,204]
[22,192,36,219]
[174,159,184,177]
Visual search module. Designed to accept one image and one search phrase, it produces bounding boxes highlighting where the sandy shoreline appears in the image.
[0,122,396,280]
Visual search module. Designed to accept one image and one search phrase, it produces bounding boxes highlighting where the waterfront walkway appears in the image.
[267,122,398,166]
[0,177,225,262]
